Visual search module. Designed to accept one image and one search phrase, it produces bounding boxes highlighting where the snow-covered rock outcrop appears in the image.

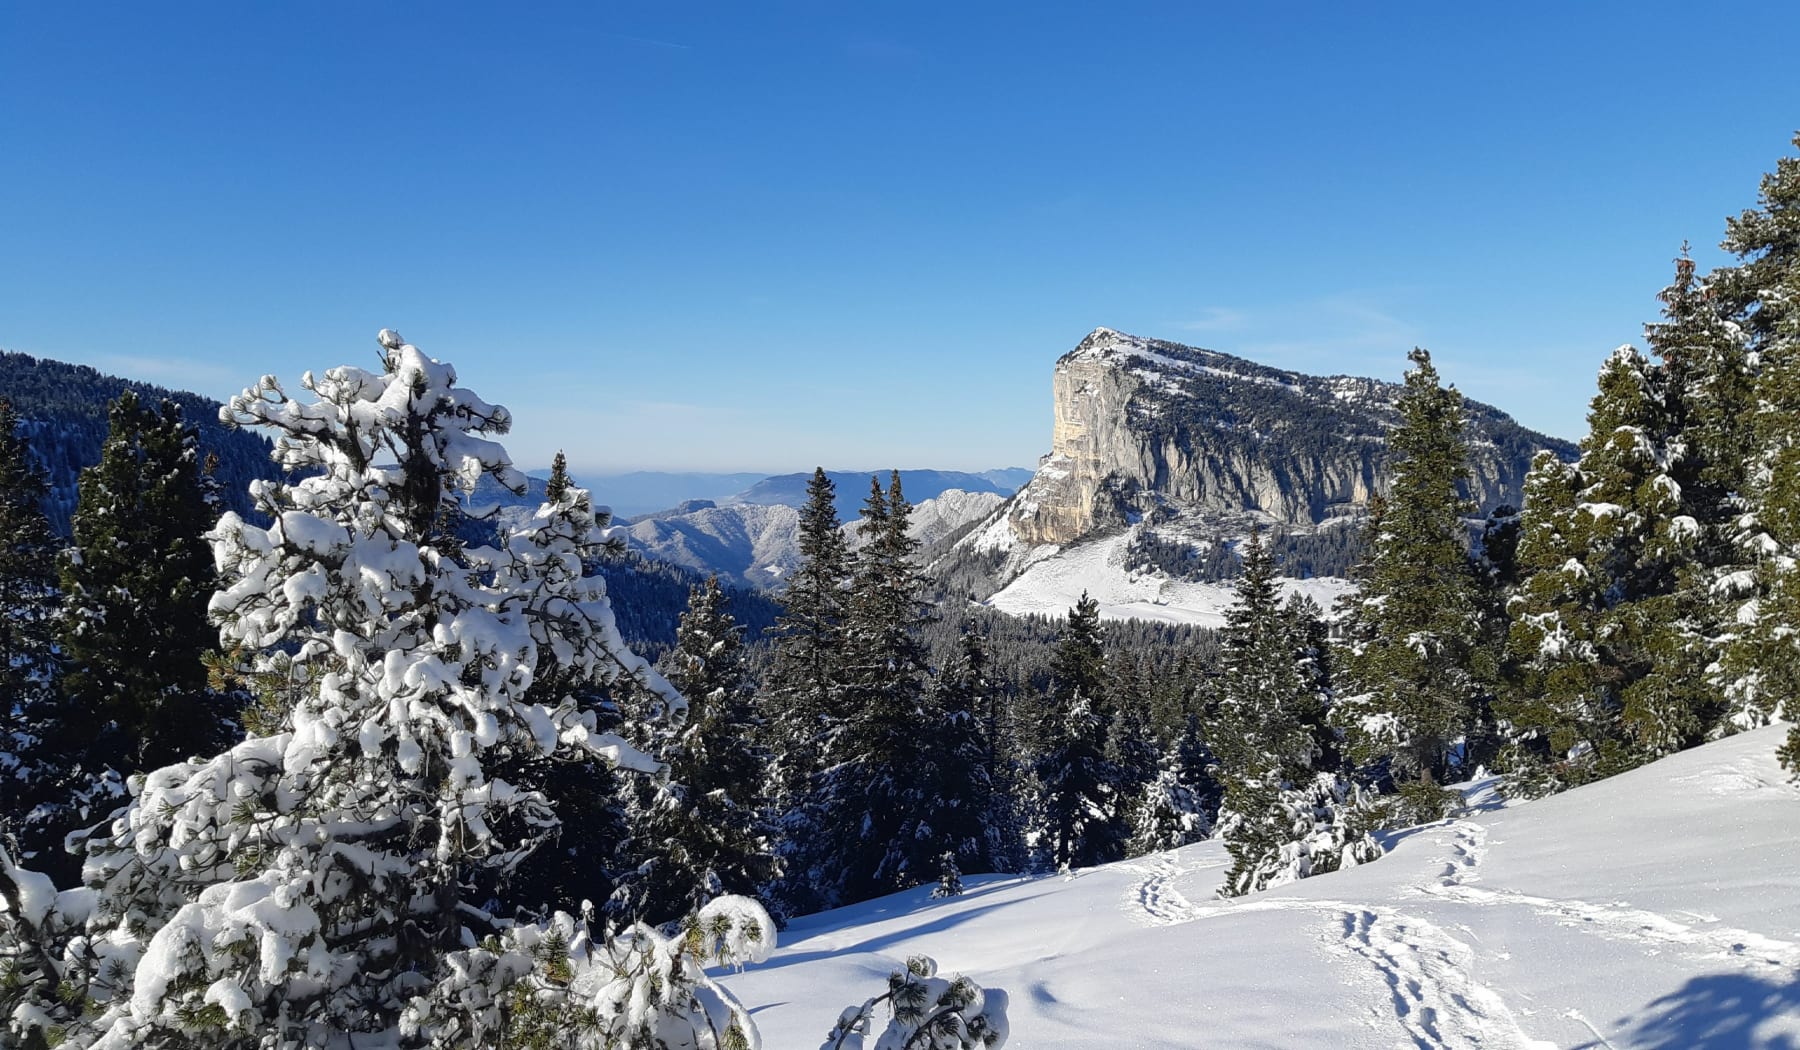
[1005,327,1570,547]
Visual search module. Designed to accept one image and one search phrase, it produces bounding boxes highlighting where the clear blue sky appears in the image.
[3,3,1797,475]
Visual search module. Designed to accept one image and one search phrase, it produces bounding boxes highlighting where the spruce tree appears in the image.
[1333,349,1490,789]
[1496,451,1625,793]
[1713,134,1800,768]
[929,619,1020,877]
[1032,592,1126,870]
[1126,713,1219,855]
[618,575,774,926]
[1214,530,1377,895]
[803,472,939,904]
[762,466,852,912]
[0,400,67,871]
[501,455,634,919]
[764,470,849,799]
[1104,658,1163,845]
[58,392,225,766]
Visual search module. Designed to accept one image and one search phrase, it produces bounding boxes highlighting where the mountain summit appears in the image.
[1004,327,1570,547]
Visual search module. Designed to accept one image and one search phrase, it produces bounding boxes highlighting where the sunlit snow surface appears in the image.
[722,726,1800,1048]
[985,528,1354,627]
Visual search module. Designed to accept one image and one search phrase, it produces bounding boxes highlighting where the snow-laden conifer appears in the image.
[1031,593,1126,871]
[0,330,683,1049]
[0,399,68,875]
[618,574,775,927]
[1333,349,1491,788]
[929,621,1025,878]
[1214,530,1377,895]
[1712,134,1800,769]
[1125,714,1218,855]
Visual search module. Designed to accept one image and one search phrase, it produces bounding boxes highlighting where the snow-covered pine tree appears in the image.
[1496,451,1624,794]
[1125,713,1218,855]
[1103,667,1160,853]
[1712,134,1800,769]
[925,620,1016,880]
[1031,592,1127,871]
[801,473,939,905]
[619,574,775,927]
[1578,347,1711,755]
[946,619,1029,875]
[1333,349,1491,789]
[1650,250,1755,509]
[0,330,685,1049]
[500,452,635,919]
[0,400,67,873]
[43,392,230,882]
[1214,529,1377,895]
[1212,530,1320,779]
[763,467,851,913]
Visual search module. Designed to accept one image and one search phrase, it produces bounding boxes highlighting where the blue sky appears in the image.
[3,3,1797,475]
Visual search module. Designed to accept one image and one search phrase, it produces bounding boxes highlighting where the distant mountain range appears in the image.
[582,472,772,519]
[574,468,1033,522]
[623,488,1009,592]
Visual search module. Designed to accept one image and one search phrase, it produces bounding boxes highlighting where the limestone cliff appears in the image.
[1003,328,1573,548]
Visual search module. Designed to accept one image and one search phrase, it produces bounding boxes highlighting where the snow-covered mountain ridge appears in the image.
[722,724,1800,1048]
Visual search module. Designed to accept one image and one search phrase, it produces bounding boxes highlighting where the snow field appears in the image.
[985,527,1354,627]
[722,726,1800,1048]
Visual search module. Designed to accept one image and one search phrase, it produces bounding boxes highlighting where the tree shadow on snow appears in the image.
[750,897,1026,974]
[1586,970,1800,1049]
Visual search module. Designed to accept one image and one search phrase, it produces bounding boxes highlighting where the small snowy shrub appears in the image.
[1217,772,1384,897]
[822,955,1009,1050]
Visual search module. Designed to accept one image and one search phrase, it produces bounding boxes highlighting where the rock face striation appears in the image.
[1004,328,1573,547]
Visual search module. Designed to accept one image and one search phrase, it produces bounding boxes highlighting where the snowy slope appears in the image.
[985,527,1354,626]
[722,726,1800,1049]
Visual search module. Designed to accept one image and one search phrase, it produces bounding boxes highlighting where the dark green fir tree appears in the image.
[1713,134,1800,769]
[930,618,1024,876]
[0,399,69,872]
[1333,349,1490,795]
[48,393,230,884]
[809,472,939,903]
[1032,592,1126,871]
[1215,529,1377,895]
[617,575,775,926]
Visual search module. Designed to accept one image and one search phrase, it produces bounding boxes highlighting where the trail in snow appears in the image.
[1184,893,1551,1048]
[1437,819,1488,886]
[1413,880,1800,971]
[1334,906,1555,1050]
[1120,851,1200,926]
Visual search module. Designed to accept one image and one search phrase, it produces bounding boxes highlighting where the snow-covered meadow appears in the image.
[725,725,1800,1049]
[985,527,1353,627]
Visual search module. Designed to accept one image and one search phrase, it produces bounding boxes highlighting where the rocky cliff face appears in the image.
[1003,328,1573,547]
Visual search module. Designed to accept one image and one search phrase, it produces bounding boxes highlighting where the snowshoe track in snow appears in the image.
[1414,881,1800,971]
[1334,906,1552,1050]
[1438,820,1487,885]
[1122,852,1200,926]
